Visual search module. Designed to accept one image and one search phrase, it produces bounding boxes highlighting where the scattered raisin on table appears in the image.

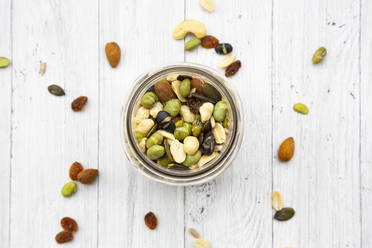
[144,212,158,230]
[55,230,73,244]
[61,217,78,232]
[225,60,241,77]
[201,35,219,49]
[71,96,88,112]
[187,97,203,114]
[69,162,84,180]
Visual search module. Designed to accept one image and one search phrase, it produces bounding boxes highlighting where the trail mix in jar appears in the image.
[133,75,231,170]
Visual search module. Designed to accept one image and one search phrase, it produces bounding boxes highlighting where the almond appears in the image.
[278,137,295,161]
[154,80,176,102]
[105,42,121,68]
[77,169,99,184]
[191,78,204,93]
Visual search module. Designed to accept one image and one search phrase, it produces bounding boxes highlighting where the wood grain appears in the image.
[0,0,370,247]
[98,0,185,247]
[273,0,361,247]
[361,0,371,247]
[0,0,11,247]
[10,0,99,246]
[184,0,273,247]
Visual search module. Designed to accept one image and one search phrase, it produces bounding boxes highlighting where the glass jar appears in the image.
[121,62,243,186]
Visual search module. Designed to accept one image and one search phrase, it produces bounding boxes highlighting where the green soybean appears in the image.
[213,100,228,122]
[183,150,202,167]
[180,79,191,97]
[146,145,165,160]
[141,92,158,108]
[163,99,181,117]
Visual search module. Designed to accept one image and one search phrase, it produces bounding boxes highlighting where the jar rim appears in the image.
[120,62,244,186]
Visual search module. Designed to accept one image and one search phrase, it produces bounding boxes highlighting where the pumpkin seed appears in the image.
[48,84,65,96]
[185,38,201,51]
[189,227,200,239]
[293,103,309,115]
[312,46,327,64]
[274,207,295,221]
[0,57,10,68]
[272,191,283,211]
[191,92,217,104]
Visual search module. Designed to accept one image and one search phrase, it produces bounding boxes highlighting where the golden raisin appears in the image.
[69,162,84,181]
[225,60,241,77]
[144,212,158,230]
[201,35,219,49]
[61,217,78,232]
[55,230,73,244]
[71,96,88,112]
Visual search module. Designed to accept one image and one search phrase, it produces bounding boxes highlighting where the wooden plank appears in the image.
[272,0,361,247]
[98,0,184,247]
[184,1,273,247]
[361,0,372,247]
[10,0,99,246]
[0,0,11,247]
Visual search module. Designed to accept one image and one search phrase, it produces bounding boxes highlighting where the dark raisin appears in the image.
[215,43,233,55]
[187,97,203,114]
[55,230,73,244]
[201,131,215,155]
[69,162,84,181]
[144,212,158,230]
[225,60,241,77]
[201,35,219,49]
[71,96,88,112]
[61,217,78,232]
[177,75,192,81]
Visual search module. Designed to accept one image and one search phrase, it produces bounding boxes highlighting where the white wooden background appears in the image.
[0,0,371,247]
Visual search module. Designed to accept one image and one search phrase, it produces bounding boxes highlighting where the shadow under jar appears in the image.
[121,63,243,186]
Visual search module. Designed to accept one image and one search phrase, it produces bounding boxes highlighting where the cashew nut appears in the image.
[199,102,214,122]
[212,123,226,144]
[210,116,216,128]
[180,105,196,123]
[171,80,187,102]
[134,119,155,136]
[134,106,150,126]
[218,53,236,68]
[170,139,186,163]
[173,20,207,40]
[197,152,218,168]
[139,138,147,153]
[149,101,163,118]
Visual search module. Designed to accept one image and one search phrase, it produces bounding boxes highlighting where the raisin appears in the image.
[61,217,78,232]
[201,35,219,49]
[225,60,241,77]
[69,162,84,180]
[55,230,73,244]
[144,212,158,230]
[71,96,88,112]
[187,97,203,114]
